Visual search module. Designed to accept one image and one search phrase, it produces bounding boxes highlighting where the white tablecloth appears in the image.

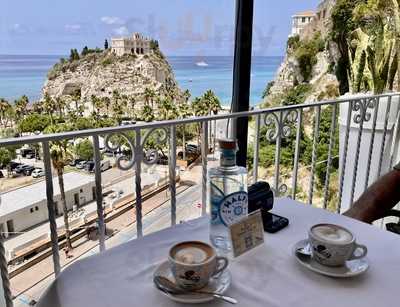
[37,198,400,307]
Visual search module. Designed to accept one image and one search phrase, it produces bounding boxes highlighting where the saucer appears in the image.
[293,239,369,278]
[153,260,232,304]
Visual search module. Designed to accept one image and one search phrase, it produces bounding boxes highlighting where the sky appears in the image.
[0,0,320,56]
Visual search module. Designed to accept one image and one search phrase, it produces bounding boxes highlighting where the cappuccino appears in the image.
[171,242,213,265]
[169,241,229,290]
[311,224,353,244]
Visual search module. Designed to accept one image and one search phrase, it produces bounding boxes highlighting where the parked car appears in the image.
[84,160,111,173]
[100,160,111,172]
[23,166,35,176]
[32,168,45,178]
[15,164,33,174]
[76,161,88,169]
[9,161,22,171]
[69,158,84,167]
[85,161,95,172]
[186,144,199,154]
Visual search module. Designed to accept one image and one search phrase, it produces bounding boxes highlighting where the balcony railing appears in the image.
[0,92,400,306]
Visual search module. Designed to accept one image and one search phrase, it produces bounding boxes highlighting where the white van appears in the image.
[100,160,111,172]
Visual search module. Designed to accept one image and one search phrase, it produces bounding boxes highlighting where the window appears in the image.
[302,17,306,23]
[30,208,34,213]
[35,206,39,211]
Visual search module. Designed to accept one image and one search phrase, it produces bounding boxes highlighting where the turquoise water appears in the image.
[0,55,282,107]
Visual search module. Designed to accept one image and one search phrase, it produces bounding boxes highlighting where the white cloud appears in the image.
[65,24,82,32]
[101,16,124,25]
[113,26,129,36]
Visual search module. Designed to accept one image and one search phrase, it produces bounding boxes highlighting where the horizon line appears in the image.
[0,53,284,58]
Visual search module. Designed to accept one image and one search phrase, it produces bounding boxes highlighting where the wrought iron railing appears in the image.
[0,92,400,306]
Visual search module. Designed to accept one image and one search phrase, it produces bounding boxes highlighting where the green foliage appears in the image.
[287,35,300,51]
[0,147,16,168]
[18,113,51,133]
[69,49,80,61]
[281,84,312,105]
[262,81,275,99]
[330,0,361,94]
[291,32,325,82]
[73,117,95,130]
[81,46,89,56]
[101,58,113,66]
[75,139,94,160]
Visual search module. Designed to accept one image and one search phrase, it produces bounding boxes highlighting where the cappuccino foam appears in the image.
[312,225,353,244]
[172,243,212,264]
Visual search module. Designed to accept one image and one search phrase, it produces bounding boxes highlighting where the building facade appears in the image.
[111,33,151,56]
[291,11,316,37]
[0,172,96,237]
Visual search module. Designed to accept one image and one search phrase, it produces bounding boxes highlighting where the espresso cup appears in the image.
[168,241,228,290]
[308,224,368,267]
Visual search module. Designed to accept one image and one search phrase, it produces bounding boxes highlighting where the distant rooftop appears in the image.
[293,10,316,17]
[0,172,94,218]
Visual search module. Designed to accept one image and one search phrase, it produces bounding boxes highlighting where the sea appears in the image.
[0,55,283,107]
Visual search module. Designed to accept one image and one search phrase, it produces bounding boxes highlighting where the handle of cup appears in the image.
[213,256,229,277]
[349,243,368,260]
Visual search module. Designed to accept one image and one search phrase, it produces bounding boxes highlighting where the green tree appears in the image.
[81,46,89,56]
[0,98,12,127]
[0,147,16,169]
[14,95,29,121]
[18,113,51,133]
[69,49,80,61]
[74,139,94,161]
[141,105,155,122]
[42,93,57,124]
[143,87,156,108]
[44,123,75,250]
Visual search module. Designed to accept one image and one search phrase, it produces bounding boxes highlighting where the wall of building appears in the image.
[0,181,95,236]
[111,34,151,56]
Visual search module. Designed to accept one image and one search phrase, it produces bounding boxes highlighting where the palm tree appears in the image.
[14,95,29,122]
[72,89,81,112]
[45,123,74,250]
[102,97,111,114]
[128,95,137,119]
[0,98,11,128]
[203,90,221,115]
[43,94,56,125]
[55,97,67,118]
[143,87,156,108]
[178,101,192,161]
[32,100,44,113]
[141,105,155,122]
[91,95,104,119]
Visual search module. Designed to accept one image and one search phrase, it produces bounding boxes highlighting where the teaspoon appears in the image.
[154,275,238,304]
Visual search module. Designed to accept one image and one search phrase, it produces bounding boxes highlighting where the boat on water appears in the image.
[196,61,209,67]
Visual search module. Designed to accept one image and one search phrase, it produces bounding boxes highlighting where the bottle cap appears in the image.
[217,138,237,150]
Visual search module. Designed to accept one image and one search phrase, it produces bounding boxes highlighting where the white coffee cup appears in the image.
[169,241,228,290]
[308,224,368,267]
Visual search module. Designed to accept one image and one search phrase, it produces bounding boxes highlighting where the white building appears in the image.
[111,33,151,56]
[0,172,96,237]
[291,11,315,37]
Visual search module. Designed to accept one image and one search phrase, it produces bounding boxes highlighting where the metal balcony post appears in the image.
[231,0,254,167]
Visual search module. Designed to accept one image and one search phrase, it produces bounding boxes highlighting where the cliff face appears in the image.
[267,0,340,104]
[42,50,183,112]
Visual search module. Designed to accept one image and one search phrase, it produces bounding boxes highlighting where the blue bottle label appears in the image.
[218,191,248,226]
